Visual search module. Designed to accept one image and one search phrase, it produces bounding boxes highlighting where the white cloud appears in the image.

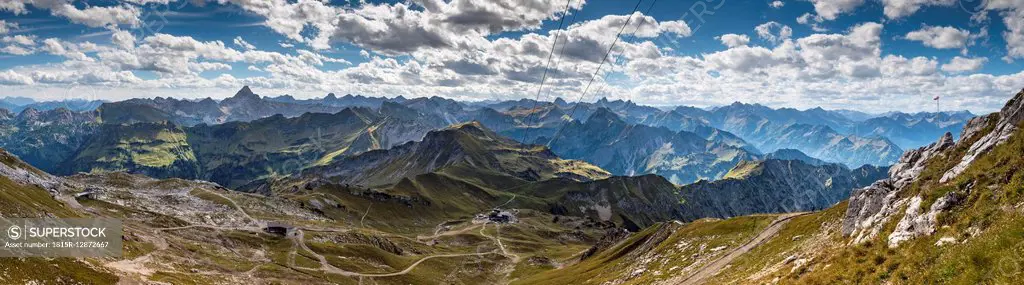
[905,26,971,49]
[1001,8,1024,59]
[0,70,33,85]
[755,22,793,44]
[717,34,750,48]
[214,0,588,54]
[1,45,33,56]
[806,0,865,20]
[882,0,956,19]
[797,13,828,32]
[0,20,16,34]
[0,0,1021,114]
[40,39,92,61]
[1,1,142,29]
[881,55,938,76]
[2,35,36,46]
[703,45,778,72]
[111,30,135,50]
[233,36,256,51]
[771,1,785,8]
[941,56,987,72]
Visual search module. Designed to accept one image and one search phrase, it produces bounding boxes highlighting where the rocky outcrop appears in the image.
[844,88,1024,247]
[0,148,68,194]
[887,191,962,248]
[941,89,1024,182]
[842,132,955,243]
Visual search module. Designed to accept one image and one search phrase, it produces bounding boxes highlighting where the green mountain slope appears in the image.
[537,88,1024,285]
[60,105,446,188]
[292,121,611,188]
[62,122,201,179]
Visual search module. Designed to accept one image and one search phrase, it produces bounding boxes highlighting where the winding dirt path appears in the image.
[201,189,257,224]
[479,223,519,262]
[292,229,499,278]
[673,213,809,285]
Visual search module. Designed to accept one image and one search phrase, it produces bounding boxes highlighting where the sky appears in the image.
[0,0,1023,113]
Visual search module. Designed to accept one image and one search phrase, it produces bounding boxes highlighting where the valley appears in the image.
[2,0,1023,284]
[0,87,1017,284]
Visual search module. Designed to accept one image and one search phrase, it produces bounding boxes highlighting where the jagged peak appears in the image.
[998,88,1024,125]
[231,86,259,100]
[379,101,420,119]
[586,107,624,124]
[15,107,39,120]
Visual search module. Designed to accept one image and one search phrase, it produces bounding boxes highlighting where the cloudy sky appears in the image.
[1,0,1023,113]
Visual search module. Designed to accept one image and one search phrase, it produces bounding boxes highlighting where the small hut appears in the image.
[263,222,294,236]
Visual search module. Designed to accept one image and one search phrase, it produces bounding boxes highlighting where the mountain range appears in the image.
[521,88,1024,284]
[1,86,1020,284]
[0,86,973,190]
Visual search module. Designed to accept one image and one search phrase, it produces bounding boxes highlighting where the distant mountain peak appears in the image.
[586,107,624,124]
[325,93,338,100]
[448,121,488,133]
[232,86,259,100]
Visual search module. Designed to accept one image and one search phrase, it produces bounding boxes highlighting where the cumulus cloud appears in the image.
[717,34,750,47]
[806,0,865,20]
[214,0,587,55]
[0,70,33,85]
[882,0,956,19]
[1,0,1022,114]
[755,22,793,44]
[111,30,135,50]
[3,35,36,46]
[905,26,971,49]
[1001,8,1024,60]
[771,1,785,8]
[941,56,987,72]
[881,55,937,76]
[797,13,828,32]
[1,45,33,56]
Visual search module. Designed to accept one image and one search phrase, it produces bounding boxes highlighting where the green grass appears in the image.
[698,117,1024,284]
[722,160,763,180]
[515,215,776,285]
[0,175,79,217]
[0,258,118,284]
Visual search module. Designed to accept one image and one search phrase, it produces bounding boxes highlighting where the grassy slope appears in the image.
[514,215,776,285]
[512,118,1023,285]
[0,152,118,284]
[65,122,200,177]
[701,118,1024,284]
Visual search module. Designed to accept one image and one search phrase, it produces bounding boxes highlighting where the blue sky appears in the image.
[0,0,1022,113]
